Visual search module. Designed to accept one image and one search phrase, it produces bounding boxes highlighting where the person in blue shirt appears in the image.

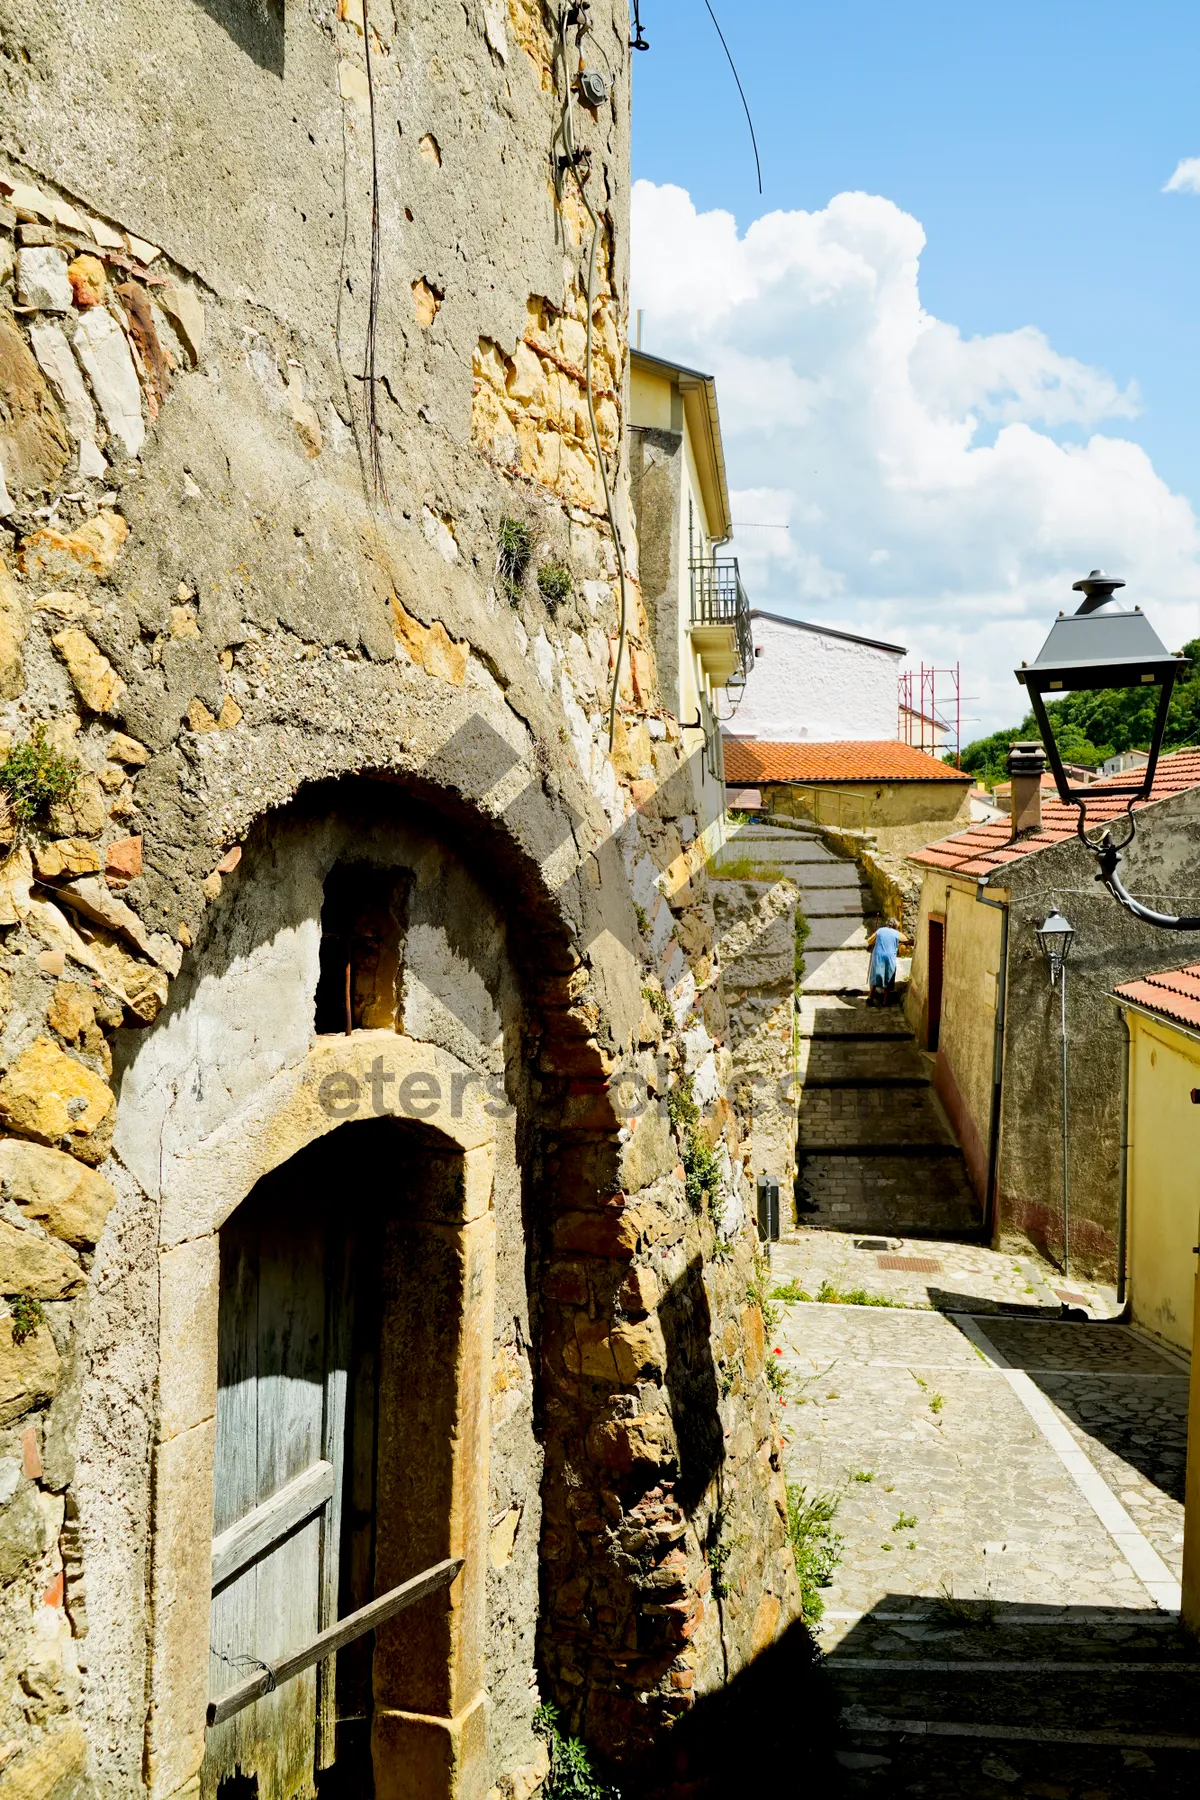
[866,916,908,1007]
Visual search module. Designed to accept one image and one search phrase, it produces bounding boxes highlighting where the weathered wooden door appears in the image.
[203,1159,377,1800]
[927,916,945,1052]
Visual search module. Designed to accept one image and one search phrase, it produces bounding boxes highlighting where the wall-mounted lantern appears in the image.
[1037,909,1076,1275]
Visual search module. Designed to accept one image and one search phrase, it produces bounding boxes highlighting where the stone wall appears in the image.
[997,788,1200,1278]
[0,3,798,1795]
[710,876,799,1205]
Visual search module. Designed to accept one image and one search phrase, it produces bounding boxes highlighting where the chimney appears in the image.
[1007,741,1046,837]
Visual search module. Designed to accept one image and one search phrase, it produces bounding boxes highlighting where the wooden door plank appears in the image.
[317,1217,354,1768]
[211,1459,335,1592]
[207,1558,464,1726]
[250,1186,326,1800]
[205,1203,263,1799]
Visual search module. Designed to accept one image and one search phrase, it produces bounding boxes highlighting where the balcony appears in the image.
[689,558,753,688]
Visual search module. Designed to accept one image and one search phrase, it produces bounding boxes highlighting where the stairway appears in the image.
[795,993,981,1239]
[722,817,979,1239]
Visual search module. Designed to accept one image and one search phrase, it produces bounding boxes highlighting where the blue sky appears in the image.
[628,0,1200,734]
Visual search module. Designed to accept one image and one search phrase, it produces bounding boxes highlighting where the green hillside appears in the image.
[959,637,1200,788]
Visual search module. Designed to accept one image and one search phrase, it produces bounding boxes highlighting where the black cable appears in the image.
[362,0,388,504]
[702,0,762,194]
[630,0,649,50]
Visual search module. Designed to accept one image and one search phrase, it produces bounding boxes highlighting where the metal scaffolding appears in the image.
[898,663,961,765]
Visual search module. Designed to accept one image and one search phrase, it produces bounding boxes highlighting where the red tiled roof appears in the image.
[723,739,969,785]
[910,748,1200,879]
[1113,965,1200,1033]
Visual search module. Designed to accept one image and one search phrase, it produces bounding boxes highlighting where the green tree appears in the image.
[959,636,1200,788]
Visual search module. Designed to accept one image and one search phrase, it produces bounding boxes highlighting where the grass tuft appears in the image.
[786,1483,844,1623]
[496,517,533,601]
[931,1581,998,1629]
[536,557,573,607]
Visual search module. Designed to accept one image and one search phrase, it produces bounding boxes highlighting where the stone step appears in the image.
[801,1075,930,1090]
[805,919,871,951]
[800,949,872,992]
[832,1663,1200,1734]
[800,1084,958,1148]
[795,1150,981,1237]
[801,1039,930,1082]
[799,1003,913,1040]
[792,865,872,888]
[800,952,912,994]
[798,898,875,919]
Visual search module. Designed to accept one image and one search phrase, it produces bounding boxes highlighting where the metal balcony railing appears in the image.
[689,557,753,681]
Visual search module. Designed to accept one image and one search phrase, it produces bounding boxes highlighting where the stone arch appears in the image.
[91,776,623,1800]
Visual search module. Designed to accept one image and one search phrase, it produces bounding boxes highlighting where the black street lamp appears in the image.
[1016,572,1197,929]
[1036,909,1076,1274]
[1035,909,1076,979]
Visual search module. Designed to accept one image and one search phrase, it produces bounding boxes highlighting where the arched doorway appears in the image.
[123,792,565,1800]
[192,1112,494,1800]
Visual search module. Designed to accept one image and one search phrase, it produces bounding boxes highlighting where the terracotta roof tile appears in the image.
[723,739,969,785]
[910,749,1200,879]
[1113,964,1200,1033]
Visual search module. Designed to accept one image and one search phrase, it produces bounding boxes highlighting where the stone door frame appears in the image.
[144,1032,497,1800]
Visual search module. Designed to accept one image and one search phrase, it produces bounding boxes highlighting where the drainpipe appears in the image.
[1117,1008,1132,1308]
[976,878,1010,1243]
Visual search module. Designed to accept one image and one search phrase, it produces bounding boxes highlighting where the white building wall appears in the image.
[727,614,904,742]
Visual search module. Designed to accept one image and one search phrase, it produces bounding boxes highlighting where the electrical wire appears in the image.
[556,7,630,751]
[361,0,388,504]
[702,0,762,195]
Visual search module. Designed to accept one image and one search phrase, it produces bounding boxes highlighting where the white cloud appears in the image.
[632,181,1200,735]
[1164,158,1200,194]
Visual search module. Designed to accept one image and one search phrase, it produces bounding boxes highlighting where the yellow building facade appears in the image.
[1111,969,1200,1635]
[629,350,750,856]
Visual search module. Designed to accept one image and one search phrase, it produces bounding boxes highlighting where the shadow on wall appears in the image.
[657,1256,723,1516]
[194,0,285,74]
[636,1617,841,1798]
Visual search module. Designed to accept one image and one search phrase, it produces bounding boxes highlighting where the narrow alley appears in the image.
[727,814,1199,1796]
[769,1240,1198,1795]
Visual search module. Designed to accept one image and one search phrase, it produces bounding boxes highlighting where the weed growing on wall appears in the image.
[8,1295,46,1344]
[534,1704,621,1800]
[705,1509,742,1599]
[666,1071,698,1132]
[794,904,811,983]
[496,516,533,601]
[682,1133,721,1216]
[786,1482,845,1623]
[746,1256,781,1334]
[641,983,673,1029]
[537,557,573,607]
[0,724,80,826]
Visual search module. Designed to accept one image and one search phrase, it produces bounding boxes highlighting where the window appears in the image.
[314,863,411,1034]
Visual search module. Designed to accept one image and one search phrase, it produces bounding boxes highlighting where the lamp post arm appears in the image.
[1091,831,1200,932]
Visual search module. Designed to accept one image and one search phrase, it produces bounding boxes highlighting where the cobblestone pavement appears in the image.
[775,1227,1120,1317]
[767,1234,1197,1796]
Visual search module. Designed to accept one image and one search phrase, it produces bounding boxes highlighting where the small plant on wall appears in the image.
[0,724,80,830]
[534,1704,621,1799]
[496,516,533,602]
[537,557,573,608]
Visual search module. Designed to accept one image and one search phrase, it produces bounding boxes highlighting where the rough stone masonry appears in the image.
[0,4,798,1798]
